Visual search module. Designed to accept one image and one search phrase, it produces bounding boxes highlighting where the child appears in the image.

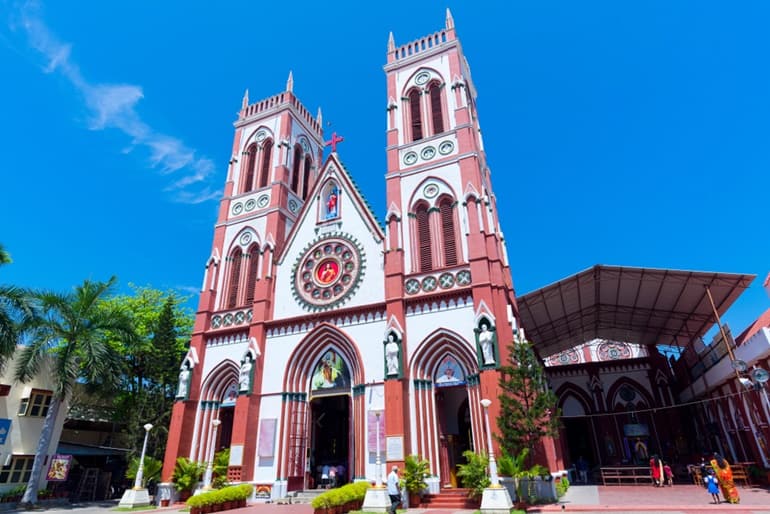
[663,462,673,486]
[704,469,720,504]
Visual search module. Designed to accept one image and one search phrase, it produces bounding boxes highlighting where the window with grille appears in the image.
[244,245,259,305]
[258,139,273,188]
[408,89,423,142]
[18,391,52,417]
[227,249,242,309]
[0,456,33,484]
[291,146,302,194]
[416,205,432,271]
[243,144,257,193]
[429,82,444,134]
[439,200,457,266]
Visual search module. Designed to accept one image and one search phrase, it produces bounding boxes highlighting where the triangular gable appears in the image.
[278,153,385,263]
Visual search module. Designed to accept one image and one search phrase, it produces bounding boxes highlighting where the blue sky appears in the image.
[1,1,768,339]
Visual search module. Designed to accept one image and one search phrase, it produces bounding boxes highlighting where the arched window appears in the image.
[416,204,432,271]
[408,89,423,142]
[242,143,257,193]
[302,155,313,199]
[226,248,243,309]
[291,145,302,194]
[439,198,457,266]
[429,81,444,134]
[244,245,259,305]
[257,139,273,189]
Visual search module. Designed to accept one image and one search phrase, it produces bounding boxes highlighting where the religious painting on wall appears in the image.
[221,383,238,407]
[46,454,72,482]
[311,350,351,392]
[435,356,465,387]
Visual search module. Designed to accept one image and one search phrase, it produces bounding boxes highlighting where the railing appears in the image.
[393,30,448,61]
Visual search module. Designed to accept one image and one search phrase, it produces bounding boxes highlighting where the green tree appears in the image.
[103,286,192,459]
[14,277,135,505]
[497,334,560,467]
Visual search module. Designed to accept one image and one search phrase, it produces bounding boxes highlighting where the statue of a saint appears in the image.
[478,322,496,365]
[239,357,253,392]
[177,366,191,399]
[326,188,338,219]
[385,334,400,376]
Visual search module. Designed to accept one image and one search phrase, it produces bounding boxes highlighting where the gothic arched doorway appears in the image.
[434,354,473,487]
[309,394,350,489]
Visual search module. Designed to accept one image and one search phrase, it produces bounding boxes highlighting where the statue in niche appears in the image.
[325,186,339,219]
[476,320,497,366]
[239,356,253,392]
[177,364,191,399]
[384,333,401,377]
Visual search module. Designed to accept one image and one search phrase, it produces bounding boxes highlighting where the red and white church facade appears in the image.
[161,11,564,499]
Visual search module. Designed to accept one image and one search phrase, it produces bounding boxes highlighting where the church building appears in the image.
[161,11,564,499]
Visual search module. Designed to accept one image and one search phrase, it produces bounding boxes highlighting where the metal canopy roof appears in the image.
[516,265,755,357]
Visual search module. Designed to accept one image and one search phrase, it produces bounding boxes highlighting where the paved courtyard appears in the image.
[21,484,770,514]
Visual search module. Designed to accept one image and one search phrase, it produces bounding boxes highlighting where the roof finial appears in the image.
[387,31,395,53]
[286,71,294,93]
[316,107,323,127]
[241,89,249,109]
[445,8,455,30]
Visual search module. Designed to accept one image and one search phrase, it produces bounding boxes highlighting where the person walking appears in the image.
[387,465,401,514]
[703,469,720,504]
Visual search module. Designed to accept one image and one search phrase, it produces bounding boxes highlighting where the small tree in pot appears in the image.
[402,454,430,507]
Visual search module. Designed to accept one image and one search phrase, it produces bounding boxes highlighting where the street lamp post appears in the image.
[480,399,500,487]
[479,398,512,513]
[134,423,154,490]
[118,423,154,507]
[375,411,383,488]
[203,419,222,490]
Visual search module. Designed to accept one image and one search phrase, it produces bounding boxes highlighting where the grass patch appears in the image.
[112,506,157,512]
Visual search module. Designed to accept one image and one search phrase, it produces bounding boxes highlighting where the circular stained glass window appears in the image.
[292,235,365,310]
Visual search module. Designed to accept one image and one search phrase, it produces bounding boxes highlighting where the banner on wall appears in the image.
[46,454,72,481]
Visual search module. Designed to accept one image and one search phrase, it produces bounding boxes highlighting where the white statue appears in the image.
[479,322,496,365]
[239,358,252,392]
[177,366,190,398]
[385,334,400,376]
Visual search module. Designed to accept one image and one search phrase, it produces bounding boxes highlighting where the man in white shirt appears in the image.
[386,465,400,514]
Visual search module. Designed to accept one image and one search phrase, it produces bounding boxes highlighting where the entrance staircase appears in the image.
[418,488,479,509]
[285,490,325,504]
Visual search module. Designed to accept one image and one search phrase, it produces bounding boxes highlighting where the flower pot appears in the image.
[160,499,170,507]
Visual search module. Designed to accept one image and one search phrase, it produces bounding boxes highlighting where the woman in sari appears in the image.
[710,453,740,504]
[649,455,663,486]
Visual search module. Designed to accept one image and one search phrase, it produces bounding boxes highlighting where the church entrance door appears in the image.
[436,387,471,487]
[309,394,351,490]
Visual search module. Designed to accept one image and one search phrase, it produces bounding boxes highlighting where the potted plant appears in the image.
[456,450,490,504]
[172,457,205,500]
[401,454,430,507]
[498,448,528,502]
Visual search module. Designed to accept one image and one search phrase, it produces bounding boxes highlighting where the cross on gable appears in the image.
[324,132,344,153]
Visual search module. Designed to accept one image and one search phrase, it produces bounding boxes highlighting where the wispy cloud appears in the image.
[8,2,221,203]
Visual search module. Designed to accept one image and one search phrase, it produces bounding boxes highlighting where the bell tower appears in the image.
[382,10,561,471]
[163,73,324,483]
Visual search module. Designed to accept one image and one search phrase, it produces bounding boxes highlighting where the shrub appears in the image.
[172,457,205,493]
[456,450,490,499]
[403,454,430,496]
[556,476,569,497]
[309,482,370,509]
[126,456,163,488]
[186,484,253,508]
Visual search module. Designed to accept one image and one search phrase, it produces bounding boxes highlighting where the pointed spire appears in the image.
[316,107,323,127]
[445,8,455,30]
[241,89,249,109]
[286,71,294,93]
[387,31,395,53]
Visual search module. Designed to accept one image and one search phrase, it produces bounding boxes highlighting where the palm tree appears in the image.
[14,276,135,505]
[0,244,33,371]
